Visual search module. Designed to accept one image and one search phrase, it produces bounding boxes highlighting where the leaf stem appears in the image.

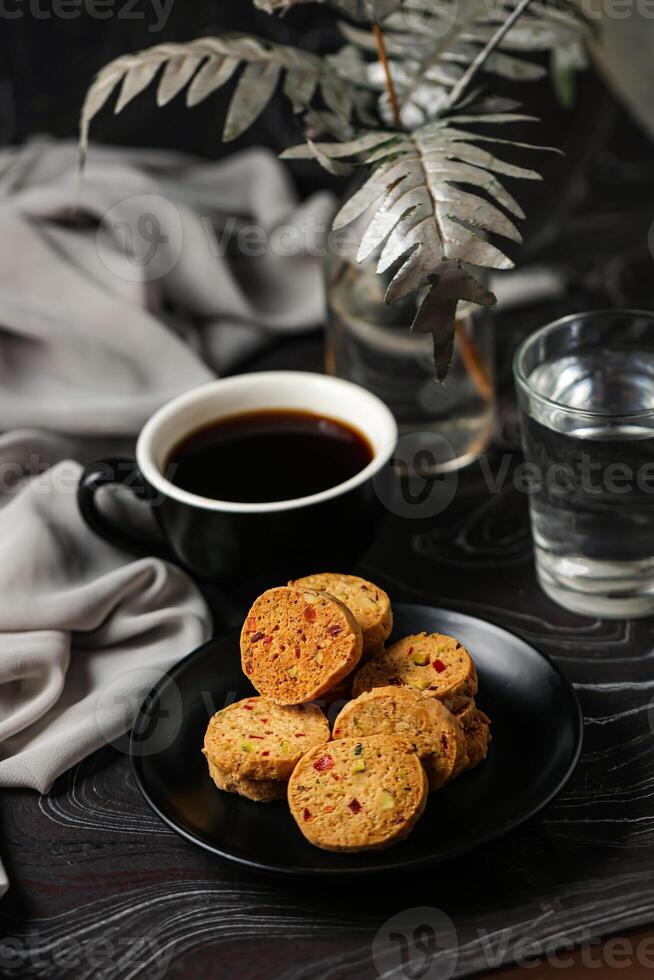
[372,24,402,129]
[443,0,535,110]
[455,320,493,402]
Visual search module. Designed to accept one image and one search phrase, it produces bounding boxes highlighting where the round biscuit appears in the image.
[288,735,427,852]
[333,687,467,791]
[289,573,392,655]
[352,632,478,702]
[241,587,362,704]
[203,696,330,780]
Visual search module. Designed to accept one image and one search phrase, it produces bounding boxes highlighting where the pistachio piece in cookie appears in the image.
[287,735,427,852]
[241,586,362,704]
[289,573,392,659]
[333,686,467,790]
[203,696,330,780]
[351,632,478,703]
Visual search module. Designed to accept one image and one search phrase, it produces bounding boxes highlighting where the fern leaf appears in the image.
[223,60,281,141]
[320,117,549,374]
[79,36,340,167]
[157,52,205,107]
[115,61,161,114]
[186,55,240,107]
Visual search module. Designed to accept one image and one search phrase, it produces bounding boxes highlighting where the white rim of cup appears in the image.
[136,372,398,514]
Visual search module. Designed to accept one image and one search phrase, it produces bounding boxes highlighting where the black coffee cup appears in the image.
[78,372,398,584]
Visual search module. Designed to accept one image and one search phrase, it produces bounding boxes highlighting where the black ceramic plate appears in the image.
[131,603,583,877]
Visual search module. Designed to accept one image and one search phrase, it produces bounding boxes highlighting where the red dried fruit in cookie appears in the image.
[304,606,317,623]
[303,808,312,821]
[250,631,264,643]
[313,754,334,772]
[262,636,273,647]
[324,805,335,814]
[432,659,446,673]
[328,625,343,637]
[243,704,254,711]
[244,661,253,674]
[348,798,362,814]
[441,734,449,750]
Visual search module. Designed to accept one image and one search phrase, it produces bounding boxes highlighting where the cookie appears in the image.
[207,760,287,802]
[351,633,478,703]
[463,708,492,770]
[241,587,363,704]
[203,696,330,780]
[289,573,392,658]
[332,687,467,790]
[287,735,427,852]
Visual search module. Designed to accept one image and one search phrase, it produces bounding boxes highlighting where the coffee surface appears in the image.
[166,408,373,503]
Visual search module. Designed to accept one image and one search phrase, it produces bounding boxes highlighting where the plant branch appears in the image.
[443,0,535,110]
[399,4,483,112]
[372,23,402,128]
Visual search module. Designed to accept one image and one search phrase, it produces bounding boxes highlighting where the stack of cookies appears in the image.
[203,573,492,853]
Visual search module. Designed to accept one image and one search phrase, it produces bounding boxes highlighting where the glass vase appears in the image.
[324,249,495,473]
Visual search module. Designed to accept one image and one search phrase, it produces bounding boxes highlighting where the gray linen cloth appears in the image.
[0,138,335,895]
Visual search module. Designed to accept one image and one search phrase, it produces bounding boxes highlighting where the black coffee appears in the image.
[166,408,374,503]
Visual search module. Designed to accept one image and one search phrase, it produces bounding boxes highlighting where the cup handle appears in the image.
[78,455,170,560]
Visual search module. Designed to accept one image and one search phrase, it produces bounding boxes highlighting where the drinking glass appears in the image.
[514,309,654,619]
